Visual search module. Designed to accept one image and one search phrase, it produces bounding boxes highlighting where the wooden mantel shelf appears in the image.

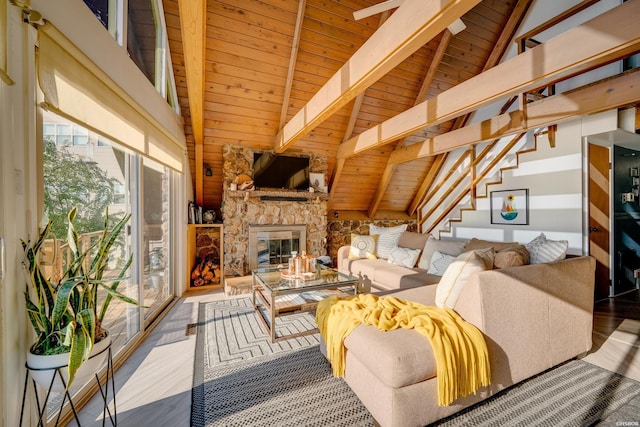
[224,189,329,202]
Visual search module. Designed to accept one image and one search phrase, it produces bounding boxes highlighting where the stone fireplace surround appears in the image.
[222,145,328,276]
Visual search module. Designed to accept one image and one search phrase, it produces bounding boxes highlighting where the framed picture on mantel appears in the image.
[490,189,529,225]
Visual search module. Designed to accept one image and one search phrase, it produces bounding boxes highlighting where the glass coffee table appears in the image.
[252,265,359,342]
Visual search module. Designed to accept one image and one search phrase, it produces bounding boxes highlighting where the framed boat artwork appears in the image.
[490,189,529,225]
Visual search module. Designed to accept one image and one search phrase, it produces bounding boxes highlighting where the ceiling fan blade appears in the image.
[353,0,405,20]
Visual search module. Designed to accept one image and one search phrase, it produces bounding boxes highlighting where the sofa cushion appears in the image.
[427,250,456,276]
[374,264,441,290]
[396,231,430,251]
[494,245,530,269]
[344,325,437,389]
[341,258,381,281]
[417,236,468,270]
[370,224,407,259]
[387,245,421,268]
[349,234,378,259]
[525,233,568,264]
[464,238,517,252]
[435,248,494,309]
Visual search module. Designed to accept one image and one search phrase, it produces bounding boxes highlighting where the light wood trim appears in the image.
[423,133,523,233]
[421,150,472,229]
[337,1,640,160]
[409,153,446,215]
[278,0,306,131]
[273,0,482,153]
[392,67,640,162]
[179,0,206,205]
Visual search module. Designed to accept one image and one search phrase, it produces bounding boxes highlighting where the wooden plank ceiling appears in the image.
[161,0,637,218]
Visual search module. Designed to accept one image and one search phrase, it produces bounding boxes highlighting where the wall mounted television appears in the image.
[252,152,310,190]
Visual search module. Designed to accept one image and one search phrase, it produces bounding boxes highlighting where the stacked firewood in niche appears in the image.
[191,254,221,287]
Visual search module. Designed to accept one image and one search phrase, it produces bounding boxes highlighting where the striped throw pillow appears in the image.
[525,233,568,264]
[369,224,407,259]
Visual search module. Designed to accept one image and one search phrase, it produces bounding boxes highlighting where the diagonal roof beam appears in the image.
[406,0,533,216]
[336,0,640,161]
[273,0,482,153]
[278,0,306,131]
[329,11,390,197]
[368,28,454,217]
[389,68,640,163]
[179,0,207,205]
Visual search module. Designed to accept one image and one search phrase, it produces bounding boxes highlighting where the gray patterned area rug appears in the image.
[433,359,640,427]
[191,297,374,427]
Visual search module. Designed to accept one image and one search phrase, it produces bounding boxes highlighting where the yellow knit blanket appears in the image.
[316,294,490,407]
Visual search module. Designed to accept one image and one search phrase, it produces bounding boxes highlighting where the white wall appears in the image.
[0,6,39,426]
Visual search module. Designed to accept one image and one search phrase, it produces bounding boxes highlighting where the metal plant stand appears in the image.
[19,345,117,427]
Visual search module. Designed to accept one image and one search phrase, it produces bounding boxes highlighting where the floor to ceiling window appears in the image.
[142,157,173,323]
[40,109,175,418]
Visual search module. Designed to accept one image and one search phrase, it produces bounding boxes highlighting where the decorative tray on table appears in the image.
[280,270,317,281]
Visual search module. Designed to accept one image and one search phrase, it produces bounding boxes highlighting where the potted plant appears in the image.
[22,207,141,390]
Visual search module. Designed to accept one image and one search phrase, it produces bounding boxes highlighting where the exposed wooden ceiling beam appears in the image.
[407,0,533,216]
[278,0,306,132]
[390,68,640,163]
[330,11,390,199]
[336,0,640,161]
[179,0,206,205]
[368,29,453,217]
[353,0,404,20]
[272,0,481,153]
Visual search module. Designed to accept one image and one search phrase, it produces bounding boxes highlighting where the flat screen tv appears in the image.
[253,152,310,190]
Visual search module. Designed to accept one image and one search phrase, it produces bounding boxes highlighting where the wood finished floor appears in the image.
[70,289,640,426]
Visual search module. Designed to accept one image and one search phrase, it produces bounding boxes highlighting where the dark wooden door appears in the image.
[588,143,611,301]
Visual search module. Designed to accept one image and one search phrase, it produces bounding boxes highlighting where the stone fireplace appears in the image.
[222,145,328,276]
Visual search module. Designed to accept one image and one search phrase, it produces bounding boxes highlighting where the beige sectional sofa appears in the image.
[337,231,452,292]
[328,233,596,426]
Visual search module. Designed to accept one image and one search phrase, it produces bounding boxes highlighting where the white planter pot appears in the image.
[26,332,112,392]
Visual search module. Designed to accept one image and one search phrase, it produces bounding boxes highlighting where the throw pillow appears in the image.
[427,250,456,276]
[494,245,530,269]
[396,231,430,252]
[525,233,568,264]
[464,238,518,252]
[349,234,378,259]
[387,246,421,268]
[435,248,494,309]
[417,236,468,270]
[369,224,408,259]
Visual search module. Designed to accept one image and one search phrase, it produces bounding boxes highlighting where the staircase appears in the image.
[417,126,549,237]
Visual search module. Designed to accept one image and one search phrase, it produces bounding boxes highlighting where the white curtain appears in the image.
[37,22,185,171]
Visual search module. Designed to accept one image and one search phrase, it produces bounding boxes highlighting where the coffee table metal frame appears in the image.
[252,265,359,342]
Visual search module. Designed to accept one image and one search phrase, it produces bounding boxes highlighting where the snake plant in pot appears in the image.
[23,207,141,390]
